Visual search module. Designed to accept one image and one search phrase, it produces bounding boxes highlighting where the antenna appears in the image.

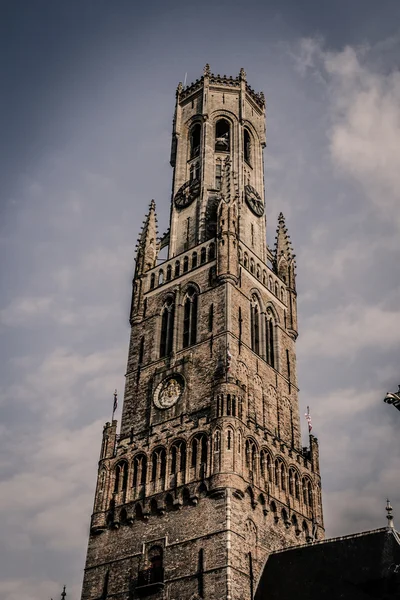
[183,72,187,87]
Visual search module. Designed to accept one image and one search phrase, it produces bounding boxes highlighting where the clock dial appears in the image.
[174,179,200,209]
[245,184,264,217]
[153,375,184,409]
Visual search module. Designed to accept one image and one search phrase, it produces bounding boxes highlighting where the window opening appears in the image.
[160,298,175,357]
[190,123,201,159]
[215,119,230,152]
[183,287,198,348]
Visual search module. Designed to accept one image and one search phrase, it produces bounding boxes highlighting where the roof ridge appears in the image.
[269,527,395,556]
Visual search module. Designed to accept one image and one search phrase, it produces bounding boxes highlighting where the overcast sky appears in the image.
[1,1,400,599]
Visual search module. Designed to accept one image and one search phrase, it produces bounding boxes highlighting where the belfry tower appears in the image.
[81,66,324,600]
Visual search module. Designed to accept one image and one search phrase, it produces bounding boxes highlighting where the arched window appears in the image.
[160,297,175,357]
[214,430,221,452]
[244,253,248,268]
[227,428,233,450]
[201,247,207,264]
[151,448,166,482]
[114,461,128,493]
[158,270,164,285]
[166,264,172,281]
[190,123,201,159]
[250,258,255,274]
[208,242,215,260]
[170,440,186,475]
[275,459,286,489]
[245,439,257,477]
[192,252,198,268]
[250,295,260,355]
[260,450,272,482]
[175,261,180,277]
[133,454,147,488]
[265,310,275,368]
[244,129,252,164]
[183,287,198,348]
[215,119,230,152]
[191,433,208,471]
[183,256,189,272]
[150,273,155,290]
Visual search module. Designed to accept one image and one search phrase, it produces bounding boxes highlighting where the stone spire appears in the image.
[274,212,296,288]
[135,200,158,277]
[275,212,294,262]
[386,499,395,529]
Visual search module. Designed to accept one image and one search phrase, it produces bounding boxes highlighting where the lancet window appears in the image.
[215,119,230,152]
[151,448,166,482]
[170,440,186,475]
[244,128,252,165]
[114,461,128,493]
[250,295,261,355]
[160,297,175,357]
[265,309,275,368]
[183,286,198,348]
[245,439,257,478]
[190,123,201,159]
[132,453,147,488]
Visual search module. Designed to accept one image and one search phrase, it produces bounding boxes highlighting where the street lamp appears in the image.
[384,386,400,412]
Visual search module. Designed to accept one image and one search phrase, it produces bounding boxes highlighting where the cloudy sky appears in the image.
[1,1,400,598]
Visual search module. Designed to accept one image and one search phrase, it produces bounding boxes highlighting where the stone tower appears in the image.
[81,66,324,600]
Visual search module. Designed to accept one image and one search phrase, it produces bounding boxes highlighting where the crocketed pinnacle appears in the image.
[275,212,294,261]
[135,200,158,275]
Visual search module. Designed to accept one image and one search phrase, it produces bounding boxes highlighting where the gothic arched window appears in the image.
[160,297,175,357]
[183,256,189,273]
[114,461,128,493]
[166,264,172,281]
[170,440,186,475]
[151,448,166,482]
[183,287,198,348]
[191,433,208,474]
[208,242,215,261]
[245,439,257,478]
[190,123,201,159]
[265,310,275,368]
[175,261,180,277]
[192,252,198,268]
[133,453,147,488]
[250,295,261,355]
[215,119,230,152]
[244,128,252,165]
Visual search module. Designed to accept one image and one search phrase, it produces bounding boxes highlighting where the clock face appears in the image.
[245,184,264,217]
[153,375,184,410]
[174,179,201,209]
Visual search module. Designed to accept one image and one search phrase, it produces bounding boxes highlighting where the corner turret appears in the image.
[130,201,158,323]
[274,213,298,338]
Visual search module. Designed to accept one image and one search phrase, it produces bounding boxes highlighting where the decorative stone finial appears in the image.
[239,67,246,81]
[61,586,66,600]
[386,499,394,528]
[203,63,211,76]
[176,82,183,96]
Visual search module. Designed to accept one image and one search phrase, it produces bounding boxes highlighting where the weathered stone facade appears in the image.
[80,66,324,600]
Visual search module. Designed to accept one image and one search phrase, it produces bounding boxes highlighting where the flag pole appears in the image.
[112,389,118,422]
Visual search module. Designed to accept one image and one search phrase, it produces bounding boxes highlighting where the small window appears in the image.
[208,304,214,332]
[175,261,180,277]
[183,256,189,273]
[190,123,201,159]
[150,273,155,290]
[215,119,230,152]
[244,129,252,164]
[192,252,198,268]
[208,243,215,261]
[166,265,172,281]
[183,287,198,348]
[201,247,207,264]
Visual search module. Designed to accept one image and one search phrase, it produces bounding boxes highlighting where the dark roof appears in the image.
[255,528,400,600]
